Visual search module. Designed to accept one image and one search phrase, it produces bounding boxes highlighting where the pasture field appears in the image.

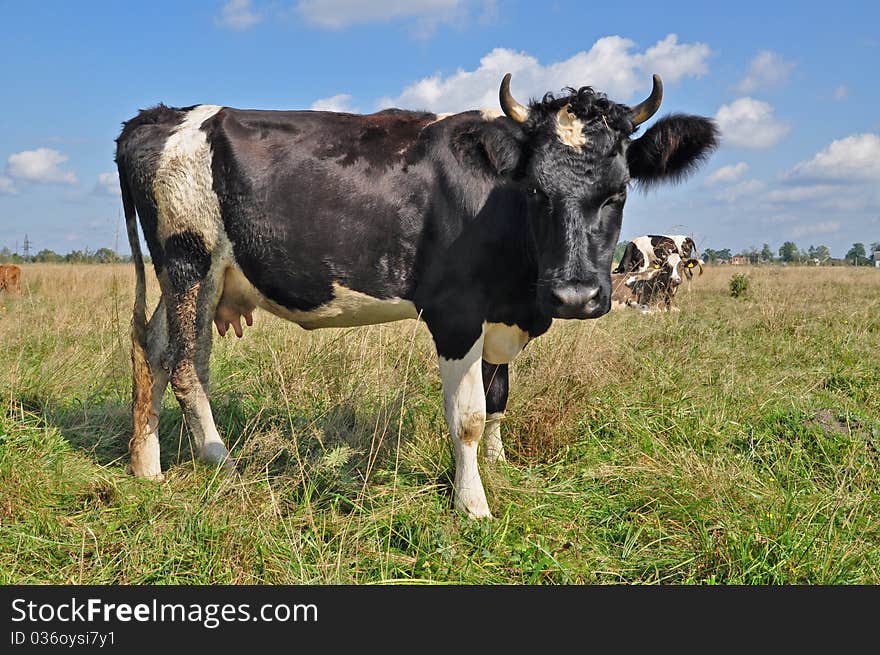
[0,263,878,584]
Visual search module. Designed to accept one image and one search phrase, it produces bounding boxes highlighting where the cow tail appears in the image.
[119,166,154,455]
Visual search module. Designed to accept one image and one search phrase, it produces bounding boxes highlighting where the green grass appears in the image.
[0,263,878,583]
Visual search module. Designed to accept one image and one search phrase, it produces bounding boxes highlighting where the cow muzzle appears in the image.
[544,282,609,319]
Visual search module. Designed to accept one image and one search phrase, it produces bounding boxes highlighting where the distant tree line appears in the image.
[698,241,879,266]
[6,240,880,268]
[0,246,152,265]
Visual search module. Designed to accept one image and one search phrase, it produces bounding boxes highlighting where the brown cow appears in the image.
[0,265,21,294]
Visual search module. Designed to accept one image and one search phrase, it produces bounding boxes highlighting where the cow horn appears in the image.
[630,74,663,127]
[499,73,529,123]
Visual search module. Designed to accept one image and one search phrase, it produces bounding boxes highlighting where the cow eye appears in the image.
[527,186,546,201]
[605,192,626,206]
[652,262,662,269]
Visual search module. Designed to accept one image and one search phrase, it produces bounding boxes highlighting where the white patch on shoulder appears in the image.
[153,104,224,250]
[480,109,504,121]
[482,322,529,364]
[555,106,587,151]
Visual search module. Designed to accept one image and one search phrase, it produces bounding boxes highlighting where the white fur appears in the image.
[439,335,490,518]
[153,105,224,249]
[215,267,418,331]
[555,107,587,150]
[283,284,418,329]
[482,321,529,365]
[480,109,504,121]
[426,112,454,126]
[483,412,506,463]
[666,253,682,284]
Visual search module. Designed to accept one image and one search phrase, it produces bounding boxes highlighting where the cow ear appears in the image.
[480,121,524,176]
[628,114,720,189]
[683,258,704,276]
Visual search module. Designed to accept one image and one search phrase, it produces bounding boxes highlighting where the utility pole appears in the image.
[23,234,31,260]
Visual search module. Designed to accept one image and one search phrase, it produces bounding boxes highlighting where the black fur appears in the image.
[114,104,189,274]
[613,243,644,274]
[482,361,509,415]
[627,114,720,189]
[163,231,212,293]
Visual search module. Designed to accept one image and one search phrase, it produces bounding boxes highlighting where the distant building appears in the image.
[874,250,880,268]
[729,255,748,266]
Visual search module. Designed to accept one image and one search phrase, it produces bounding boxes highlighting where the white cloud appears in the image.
[310,94,358,112]
[297,0,465,31]
[707,162,749,185]
[715,98,789,148]
[714,179,765,202]
[95,172,120,196]
[789,221,841,238]
[833,85,848,101]
[790,133,880,181]
[734,51,795,93]
[765,185,838,203]
[379,34,711,113]
[0,175,16,195]
[7,148,77,184]
[217,0,262,30]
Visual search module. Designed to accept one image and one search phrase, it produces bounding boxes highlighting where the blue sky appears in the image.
[1,0,877,258]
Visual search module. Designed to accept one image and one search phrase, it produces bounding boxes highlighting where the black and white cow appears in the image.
[613,234,703,310]
[116,73,718,517]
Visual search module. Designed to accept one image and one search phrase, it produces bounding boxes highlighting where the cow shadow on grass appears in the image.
[17,391,450,510]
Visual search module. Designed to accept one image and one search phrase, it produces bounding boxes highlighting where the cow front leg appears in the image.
[481,361,508,464]
[438,334,490,518]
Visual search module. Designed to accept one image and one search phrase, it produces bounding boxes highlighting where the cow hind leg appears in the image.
[437,332,490,519]
[129,298,170,479]
[161,235,232,471]
[481,361,508,464]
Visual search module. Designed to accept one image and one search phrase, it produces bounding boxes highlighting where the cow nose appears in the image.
[549,283,606,319]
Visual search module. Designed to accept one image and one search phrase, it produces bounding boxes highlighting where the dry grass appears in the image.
[0,263,878,583]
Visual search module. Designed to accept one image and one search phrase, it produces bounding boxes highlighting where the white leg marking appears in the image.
[193,392,232,468]
[439,334,490,518]
[483,412,506,464]
[135,368,169,480]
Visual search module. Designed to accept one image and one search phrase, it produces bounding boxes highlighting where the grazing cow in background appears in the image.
[116,72,718,518]
[614,234,703,311]
[0,265,21,295]
[609,268,663,313]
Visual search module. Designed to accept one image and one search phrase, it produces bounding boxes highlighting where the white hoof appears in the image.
[129,435,164,480]
[199,442,235,471]
[482,421,507,464]
[454,487,493,519]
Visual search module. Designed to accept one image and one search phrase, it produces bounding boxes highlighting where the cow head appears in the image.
[493,74,718,319]
[615,234,703,298]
